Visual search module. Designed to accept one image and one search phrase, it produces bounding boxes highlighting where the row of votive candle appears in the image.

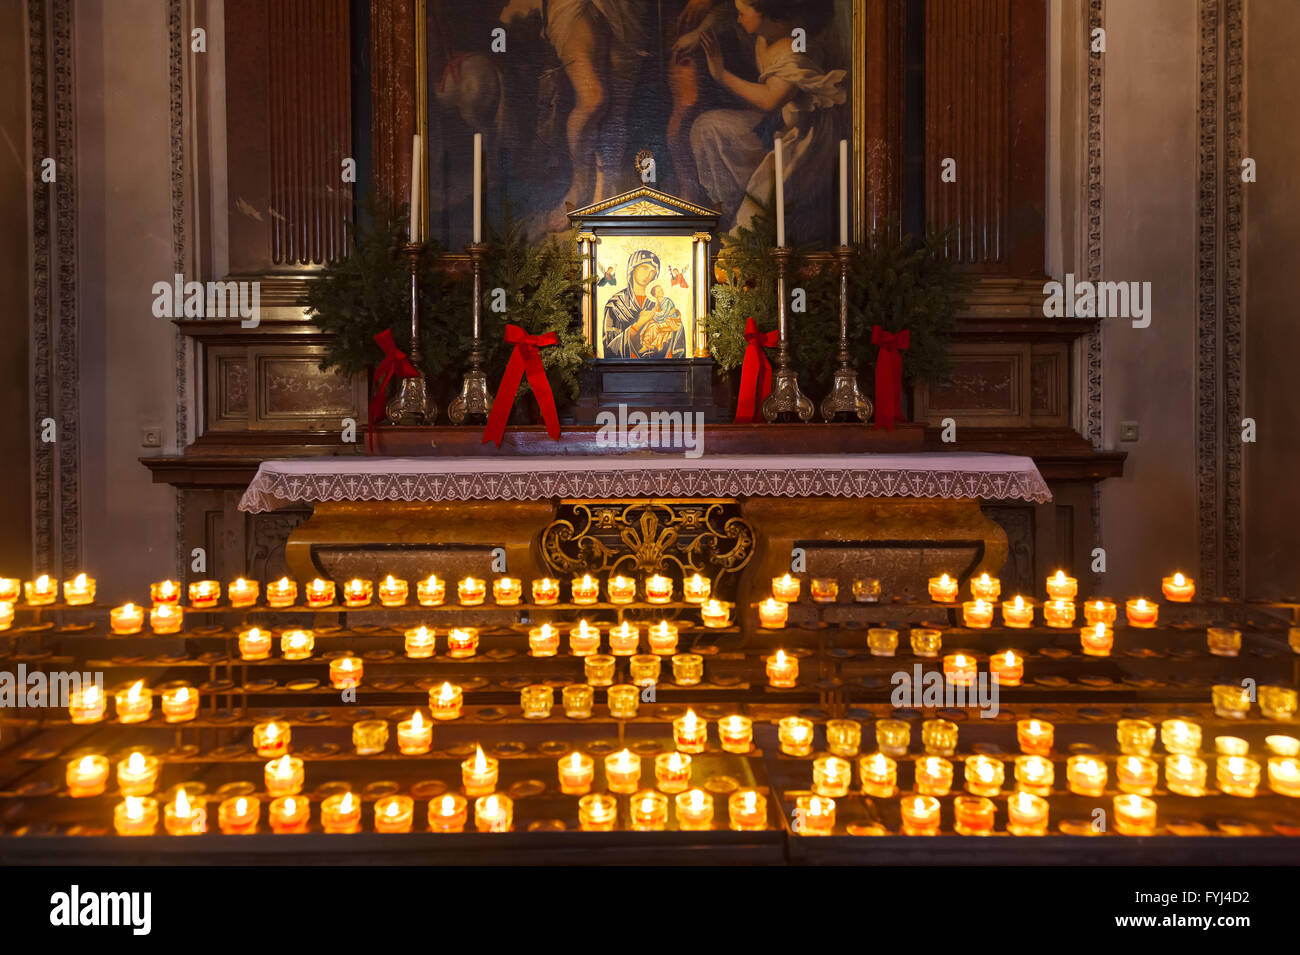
[768,574,880,605]
[68,681,199,724]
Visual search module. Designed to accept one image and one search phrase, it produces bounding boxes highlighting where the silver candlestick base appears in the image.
[761,246,814,423]
[820,245,873,423]
[386,375,435,425]
[449,242,494,425]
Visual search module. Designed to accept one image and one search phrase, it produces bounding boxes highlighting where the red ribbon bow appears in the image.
[483,324,561,447]
[369,330,420,452]
[734,317,779,423]
[871,325,910,430]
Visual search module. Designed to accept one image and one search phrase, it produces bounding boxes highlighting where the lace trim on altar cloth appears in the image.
[238,464,1052,513]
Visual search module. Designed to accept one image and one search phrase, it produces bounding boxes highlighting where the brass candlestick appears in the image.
[449,242,494,425]
[761,246,814,423]
[819,245,873,423]
[387,242,436,425]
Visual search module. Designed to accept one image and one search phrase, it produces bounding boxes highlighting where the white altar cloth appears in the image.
[238,453,1051,513]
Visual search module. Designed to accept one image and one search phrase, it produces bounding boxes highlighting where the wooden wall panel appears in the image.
[864,0,906,234]
[225,0,352,273]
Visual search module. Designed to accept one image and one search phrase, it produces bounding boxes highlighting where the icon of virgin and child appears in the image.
[600,250,687,359]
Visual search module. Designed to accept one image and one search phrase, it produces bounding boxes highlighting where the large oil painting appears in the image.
[423,0,855,246]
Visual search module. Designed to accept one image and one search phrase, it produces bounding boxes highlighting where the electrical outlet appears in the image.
[1119,421,1139,443]
[141,427,162,448]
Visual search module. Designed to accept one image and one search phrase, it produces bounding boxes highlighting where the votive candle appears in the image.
[571,574,599,604]
[578,793,618,831]
[1125,597,1158,628]
[281,629,314,659]
[1117,755,1158,796]
[187,579,219,609]
[1165,754,1207,796]
[428,793,468,833]
[953,794,995,835]
[970,572,1001,601]
[375,795,414,833]
[1113,794,1157,835]
[1045,570,1077,599]
[867,627,898,657]
[377,575,408,606]
[1080,622,1113,656]
[563,683,594,719]
[228,577,258,608]
[110,603,144,635]
[528,623,560,657]
[1017,719,1054,755]
[609,621,640,655]
[795,794,836,835]
[655,752,692,793]
[772,574,800,602]
[943,652,977,686]
[607,575,636,604]
[559,752,595,795]
[962,599,994,628]
[569,620,600,656]
[629,654,661,686]
[633,790,670,831]
[457,576,485,606]
[219,796,260,834]
[758,598,789,629]
[115,681,153,723]
[320,792,360,834]
[66,755,109,797]
[876,719,911,757]
[779,716,814,757]
[253,720,290,757]
[405,625,436,658]
[1161,719,1202,755]
[161,685,198,723]
[676,789,714,830]
[700,599,730,627]
[645,574,673,603]
[1007,791,1049,835]
[150,603,183,634]
[164,788,207,835]
[343,578,373,607]
[491,576,521,605]
[810,578,838,603]
[64,573,96,606]
[397,710,432,754]
[766,648,798,687]
[964,755,1005,796]
[417,574,446,606]
[1002,595,1034,627]
[674,709,708,753]
[813,755,852,797]
[1161,572,1195,602]
[266,577,297,608]
[586,654,616,686]
[1118,719,1156,756]
[605,749,642,794]
[1267,757,1300,797]
[1216,755,1261,797]
[69,683,105,724]
[238,626,272,660]
[1014,755,1054,796]
[922,718,958,757]
[149,579,179,606]
[900,794,941,835]
[719,715,753,753]
[265,755,304,796]
[521,683,554,719]
[329,655,363,689]
[826,719,862,757]
[928,573,959,602]
[446,627,478,658]
[1206,626,1241,657]
[672,652,702,686]
[683,574,710,603]
[910,628,942,658]
[352,719,388,755]
[989,649,1023,685]
[114,796,158,836]
[532,577,560,604]
[915,756,953,796]
[1083,598,1117,626]
[1043,598,1075,628]
[607,683,639,718]
[462,745,499,797]
[728,789,767,831]
[859,753,897,798]
[119,754,160,800]
[1066,755,1107,796]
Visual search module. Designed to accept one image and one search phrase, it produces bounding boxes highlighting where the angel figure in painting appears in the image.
[602,250,687,360]
[669,265,690,289]
[690,0,844,238]
[597,265,618,286]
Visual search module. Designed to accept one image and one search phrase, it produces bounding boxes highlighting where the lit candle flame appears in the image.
[1014,595,1024,609]
[1174,572,1185,586]
[78,755,97,773]
[265,722,279,739]
[569,752,584,770]
[125,796,143,819]
[274,755,293,777]
[385,800,400,818]
[411,710,424,730]
[284,797,296,814]
[339,793,352,814]
[682,709,698,731]
[439,682,456,703]
[1054,570,1066,583]
[74,573,87,587]
[668,752,684,770]
[127,680,143,702]
[175,788,190,813]
[939,573,951,585]
[235,797,248,815]
[440,795,457,814]
[473,745,488,772]
[1003,651,1016,665]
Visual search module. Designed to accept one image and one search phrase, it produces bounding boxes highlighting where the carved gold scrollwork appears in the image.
[541,500,754,595]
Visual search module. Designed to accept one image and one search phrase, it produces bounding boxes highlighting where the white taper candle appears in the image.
[840,139,849,247]
[410,134,422,242]
[774,137,786,248]
[473,133,483,244]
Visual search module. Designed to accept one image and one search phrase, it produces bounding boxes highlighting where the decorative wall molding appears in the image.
[28,0,81,574]
[1084,0,1104,570]
[170,0,188,575]
[1196,0,1245,598]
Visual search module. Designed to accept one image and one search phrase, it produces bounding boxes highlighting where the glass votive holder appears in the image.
[1113,794,1158,835]
[962,600,995,628]
[1066,755,1108,796]
[304,578,335,608]
[532,577,560,605]
[876,719,911,757]
[186,579,218,608]
[528,623,560,657]
[812,755,852,797]
[397,711,432,754]
[562,684,594,719]
[964,755,1005,796]
[810,578,838,603]
[237,626,272,660]
[280,629,314,660]
[374,795,415,833]
[970,572,1001,601]
[826,719,862,757]
[1014,755,1054,796]
[1001,595,1034,628]
[115,796,159,836]
[1161,572,1195,601]
[265,577,297,608]
[417,574,446,606]
[319,793,359,834]
[1260,685,1298,721]
[160,685,199,723]
[352,719,389,755]
[1045,571,1077,599]
[108,603,143,635]
[899,794,941,835]
[852,578,882,603]
[867,627,899,657]
[1083,598,1117,626]
[953,795,996,835]
[607,575,636,604]
[604,750,642,794]
[914,756,953,796]
[463,747,500,797]
[570,574,600,604]
[758,598,788,628]
[766,649,798,687]
[859,753,897,798]
[428,793,468,833]
[629,654,661,687]
[1267,756,1300,797]
[644,574,673,604]
[405,625,436,658]
[0,578,18,602]
[1006,791,1049,836]
[1117,755,1159,796]
[115,682,153,724]
[1165,754,1208,797]
[943,652,977,686]
[376,575,408,607]
[922,718,958,757]
[329,655,363,690]
[149,579,180,605]
[719,715,753,754]
[671,653,703,686]
[1212,684,1252,719]
[585,654,616,686]
[647,621,679,656]
[674,710,708,753]
[264,755,305,796]
[521,684,554,719]
[1291,627,1300,654]
[429,682,463,721]
[568,621,601,657]
[578,792,618,831]
[1017,719,1054,755]
[66,755,110,798]
[772,574,801,602]
[1215,736,1249,757]
[728,789,768,831]
[1207,626,1242,657]
[683,574,711,603]
[446,627,479,659]
[928,574,959,602]
[1125,597,1158,627]
[607,684,640,719]
[253,720,290,757]
[492,576,521,605]
[1216,756,1261,797]
[676,789,715,830]
[1267,735,1300,757]
[1118,719,1157,756]
[654,752,692,793]
[559,752,595,795]
[778,716,814,757]
[116,752,159,796]
[342,578,373,607]
[164,789,208,836]
[457,577,486,606]
[608,621,640,655]
[700,599,731,627]
[69,684,105,724]
[1080,623,1113,656]
[910,628,942,658]
[989,649,1024,685]
[150,604,183,634]
[795,794,836,835]
[1043,598,1075,628]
